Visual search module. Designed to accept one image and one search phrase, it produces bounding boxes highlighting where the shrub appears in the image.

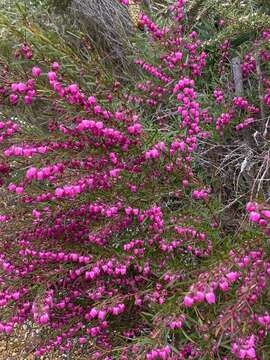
[1,1,270,359]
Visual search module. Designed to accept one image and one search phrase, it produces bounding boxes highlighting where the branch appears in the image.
[231,56,244,97]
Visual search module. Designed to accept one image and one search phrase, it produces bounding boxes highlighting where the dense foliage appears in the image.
[1,0,270,359]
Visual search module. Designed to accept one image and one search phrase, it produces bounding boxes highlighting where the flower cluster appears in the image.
[138,14,168,40]
[235,117,255,131]
[0,120,19,142]
[10,79,37,105]
[231,335,257,359]
[213,89,224,103]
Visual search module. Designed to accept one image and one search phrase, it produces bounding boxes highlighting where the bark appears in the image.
[231,56,244,96]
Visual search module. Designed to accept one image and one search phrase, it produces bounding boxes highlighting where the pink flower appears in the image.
[219,281,229,292]
[47,71,57,81]
[89,308,98,318]
[32,209,41,218]
[9,94,18,105]
[98,310,106,321]
[194,291,205,302]
[249,211,260,222]
[69,84,78,94]
[79,337,87,344]
[24,96,33,105]
[51,62,60,71]
[55,188,64,197]
[32,66,41,77]
[87,96,96,105]
[261,210,270,219]
[17,82,27,93]
[226,272,239,282]
[246,348,256,358]
[15,186,24,194]
[183,295,194,307]
[39,313,49,325]
[11,83,18,92]
[205,292,216,304]
[246,202,257,212]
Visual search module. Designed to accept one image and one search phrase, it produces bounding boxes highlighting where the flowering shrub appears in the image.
[1,0,270,359]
